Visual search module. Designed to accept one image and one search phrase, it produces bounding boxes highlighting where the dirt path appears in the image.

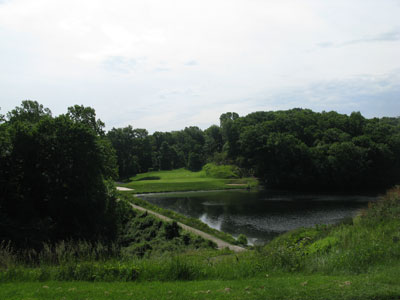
[129,203,246,252]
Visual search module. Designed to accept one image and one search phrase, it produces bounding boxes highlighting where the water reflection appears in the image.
[138,190,377,245]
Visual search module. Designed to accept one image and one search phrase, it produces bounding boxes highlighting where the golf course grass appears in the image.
[117,168,258,193]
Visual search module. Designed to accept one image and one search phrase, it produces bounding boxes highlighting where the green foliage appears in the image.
[202,163,240,179]
[0,102,120,248]
[164,221,180,240]
[56,261,138,281]
[234,109,400,190]
[6,100,52,124]
[259,186,400,274]
[159,141,175,170]
[107,126,152,179]
[187,152,203,171]
[305,236,338,255]
[119,192,238,245]
[116,205,216,259]
[237,234,248,245]
[105,108,400,190]
[67,104,105,136]
[0,261,139,282]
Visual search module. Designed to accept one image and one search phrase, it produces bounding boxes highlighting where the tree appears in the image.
[235,109,398,190]
[187,152,203,171]
[7,100,52,124]
[220,112,240,158]
[67,105,105,136]
[159,141,174,170]
[204,125,223,157]
[107,126,139,179]
[0,107,5,123]
[0,102,119,248]
[131,128,153,173]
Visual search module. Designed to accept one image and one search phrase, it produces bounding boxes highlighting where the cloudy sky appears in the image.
[0,0,399,132]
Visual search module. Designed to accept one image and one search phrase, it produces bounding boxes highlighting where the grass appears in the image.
[2,265,400,300]
[117,168,258,194]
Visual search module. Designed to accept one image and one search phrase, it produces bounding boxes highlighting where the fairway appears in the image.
[117,168,258,193]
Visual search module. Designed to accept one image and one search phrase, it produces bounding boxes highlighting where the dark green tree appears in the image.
[107,126,140,179]
[159,141,174,170]
[67,104,105,135]
[187,152,203,171]
[7,100,52,124]
[0,102,119,248]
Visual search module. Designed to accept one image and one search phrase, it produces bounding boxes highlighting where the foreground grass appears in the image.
[2,265,400,300]
[118,168,258,193]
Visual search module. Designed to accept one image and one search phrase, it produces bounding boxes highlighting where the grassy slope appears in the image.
[119,192,238,245]
[117,168,258,193]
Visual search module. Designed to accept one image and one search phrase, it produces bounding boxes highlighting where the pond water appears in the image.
[137,189,378,245]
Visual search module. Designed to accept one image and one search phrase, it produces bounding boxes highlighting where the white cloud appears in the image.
[0,0,400,131]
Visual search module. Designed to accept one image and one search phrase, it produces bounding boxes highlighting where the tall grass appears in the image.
[0,241,262,282]
[0,240,120,266]
[261,186,400,274]
[0,241,16,269]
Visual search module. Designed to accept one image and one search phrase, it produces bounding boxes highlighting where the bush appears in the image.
[203,163,240,179]
[237,234,248,245]
[164,221,181,240]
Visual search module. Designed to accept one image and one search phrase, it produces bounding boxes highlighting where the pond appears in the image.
[137,189,378,245]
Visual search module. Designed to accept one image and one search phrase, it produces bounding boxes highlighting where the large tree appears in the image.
[0,102,119,248]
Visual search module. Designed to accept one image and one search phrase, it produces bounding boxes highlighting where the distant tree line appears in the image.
[229,109,400,190]
[107,109,400,191]
[105,113,238,178]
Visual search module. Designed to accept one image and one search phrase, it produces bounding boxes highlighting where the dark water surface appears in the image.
[138,189,378,245]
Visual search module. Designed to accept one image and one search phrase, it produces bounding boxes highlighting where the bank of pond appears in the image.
[138,189,378,245]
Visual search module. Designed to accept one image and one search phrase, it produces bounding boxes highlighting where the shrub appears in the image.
[164,221,181,240]
[203,163,240,179]
[237,234,248,245]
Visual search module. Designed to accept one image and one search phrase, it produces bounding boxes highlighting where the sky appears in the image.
[0,0,399,132]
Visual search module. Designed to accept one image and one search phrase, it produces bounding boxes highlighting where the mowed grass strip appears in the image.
[2,268,400,300]
[118,168,258,193]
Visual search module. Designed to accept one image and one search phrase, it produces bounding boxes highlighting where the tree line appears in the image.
[1,101,400,248]
[107,109,400,191]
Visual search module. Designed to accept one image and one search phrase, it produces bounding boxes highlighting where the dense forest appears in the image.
[1,101,400,249]
[107,108,400,191]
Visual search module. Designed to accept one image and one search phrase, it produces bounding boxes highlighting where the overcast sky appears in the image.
[1,0,399,132]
